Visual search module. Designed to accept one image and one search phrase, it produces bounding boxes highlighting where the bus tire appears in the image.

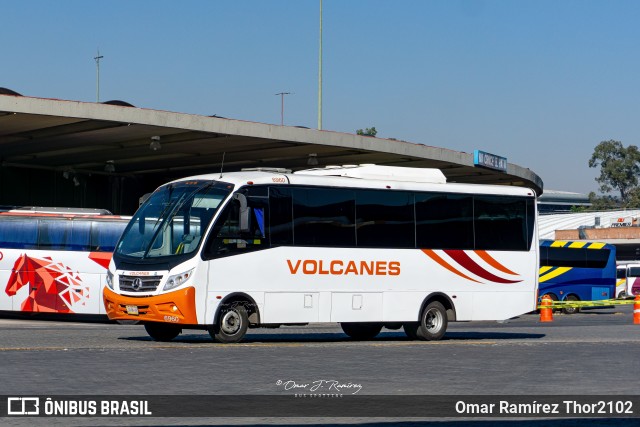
[144,323,181,342]
[416,301,448,341]
[340,322,382,340]
[562,295,580,315]
[210,305,249,343]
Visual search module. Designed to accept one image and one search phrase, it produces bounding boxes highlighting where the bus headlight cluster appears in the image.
[164,269,194,291]
[106,270,115,290]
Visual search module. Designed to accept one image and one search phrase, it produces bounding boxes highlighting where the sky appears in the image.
[3,0,640,194]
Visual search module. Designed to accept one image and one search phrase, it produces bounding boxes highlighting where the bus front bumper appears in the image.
[103,286,198,324]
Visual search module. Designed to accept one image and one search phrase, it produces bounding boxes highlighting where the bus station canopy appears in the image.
[0,93,543,195]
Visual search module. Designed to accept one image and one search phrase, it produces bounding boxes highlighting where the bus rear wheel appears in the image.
[416,301,448,341]
[209,305,249,343]
[563,295,580,314]
[340,322,382,340]
[144,323,181,342]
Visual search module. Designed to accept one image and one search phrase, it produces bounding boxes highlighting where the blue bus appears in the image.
[539,240,616,314]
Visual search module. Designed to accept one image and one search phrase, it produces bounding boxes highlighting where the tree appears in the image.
[587,191,619,210]
[356,127,377,137]
[588,140,640,205]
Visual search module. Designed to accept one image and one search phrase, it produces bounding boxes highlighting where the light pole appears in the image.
[94,49,104,102]
[275,92,291,126]
[318,0,323,130]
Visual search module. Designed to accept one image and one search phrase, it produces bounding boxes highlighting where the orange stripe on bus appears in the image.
[421,249,481,283]
[475,250,518,276]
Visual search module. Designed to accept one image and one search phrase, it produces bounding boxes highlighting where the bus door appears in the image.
[202,187,270,319]
[616,265,627,298]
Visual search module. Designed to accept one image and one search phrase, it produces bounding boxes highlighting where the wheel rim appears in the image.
[564,296,578,313]
[220,310,241,335]
[425,308,443,333]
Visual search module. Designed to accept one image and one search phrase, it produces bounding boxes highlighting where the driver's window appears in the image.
[202,191,267,260]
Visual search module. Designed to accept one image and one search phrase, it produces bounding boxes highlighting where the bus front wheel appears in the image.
[144,323,181,342]
[209,305,249,343]
[341,322,382,340]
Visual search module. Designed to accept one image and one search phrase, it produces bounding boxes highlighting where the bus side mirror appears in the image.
[233,193,250,233]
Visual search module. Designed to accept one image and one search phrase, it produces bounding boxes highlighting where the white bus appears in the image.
[616,264,628,298]
[0,210,129,315]
[625,263,640,298]
[103,165,539,343]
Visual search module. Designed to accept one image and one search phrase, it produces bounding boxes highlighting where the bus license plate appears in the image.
[126,305,139,316]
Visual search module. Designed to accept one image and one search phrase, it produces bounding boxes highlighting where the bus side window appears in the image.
[38,220,70,250]
[68,220,91,251]
[90,221,127,252]
[0,219,38,249]
[202,196,267,259]
[269,187,293,246]
[291,187,356,247]
[474,196,527,251]
[355,189,414,248]
[416,193,473,250]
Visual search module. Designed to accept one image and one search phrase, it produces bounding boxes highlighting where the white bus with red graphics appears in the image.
[0,210,128,316]
[103,165,539,343]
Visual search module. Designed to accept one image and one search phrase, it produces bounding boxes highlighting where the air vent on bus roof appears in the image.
[295,164,447,184]
[8,206,113,215]
[240,167,292,174]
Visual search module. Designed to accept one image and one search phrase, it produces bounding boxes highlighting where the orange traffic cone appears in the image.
[540,295,553,322]
[634,295,640,325]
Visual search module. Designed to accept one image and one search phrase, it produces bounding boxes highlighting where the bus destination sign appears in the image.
[474,150,507,172]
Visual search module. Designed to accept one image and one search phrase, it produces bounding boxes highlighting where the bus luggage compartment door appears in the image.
[591,287,610,300]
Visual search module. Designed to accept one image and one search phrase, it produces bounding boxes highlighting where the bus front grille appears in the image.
[119,275,162,292]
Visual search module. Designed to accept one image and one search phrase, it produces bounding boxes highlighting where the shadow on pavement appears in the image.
[119,330,545,344]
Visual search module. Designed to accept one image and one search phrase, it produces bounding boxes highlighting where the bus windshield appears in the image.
[115,181,231,259]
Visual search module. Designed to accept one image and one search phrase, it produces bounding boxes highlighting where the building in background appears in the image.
[538,190,590,214]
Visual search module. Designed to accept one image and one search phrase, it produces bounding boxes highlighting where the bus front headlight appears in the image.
[106,270,114,290]
[164,269,194,291]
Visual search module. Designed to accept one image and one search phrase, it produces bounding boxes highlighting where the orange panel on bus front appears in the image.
[103,286,197,324]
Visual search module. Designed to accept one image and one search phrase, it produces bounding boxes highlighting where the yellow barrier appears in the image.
[536,298,637,309]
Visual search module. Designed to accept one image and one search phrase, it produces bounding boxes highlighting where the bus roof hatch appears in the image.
[295,164,447,184]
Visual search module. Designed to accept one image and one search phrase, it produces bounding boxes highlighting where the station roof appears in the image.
[0,92,543,195]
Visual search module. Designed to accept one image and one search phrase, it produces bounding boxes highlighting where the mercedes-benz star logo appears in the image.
[132,278,143,291]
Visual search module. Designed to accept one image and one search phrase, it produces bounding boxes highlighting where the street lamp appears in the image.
[94,49,104,102]
[275,92,291,126]
[318,0,323,130]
